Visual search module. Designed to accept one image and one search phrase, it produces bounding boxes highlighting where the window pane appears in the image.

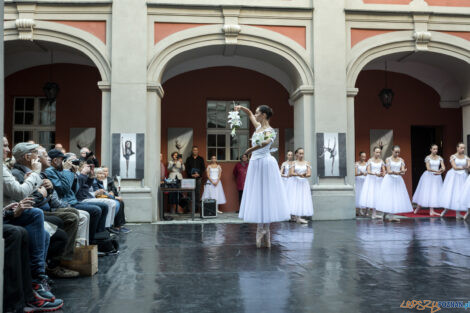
[208,148,216,160]
[14,113,24,125]
[230,135,238,147]
[15,98,24,111]
[216,110,226,128]
[14,131,23,144]
[217,148,225,161]
[239,134,249,155]
[24,131,33,142]
[217,134,225,147]
[39,131,56,150]
[25,98,34,111]
[230,148,239,160]
[24,112,34,125]
[207,102,217,128]
[39,100,56,126]
[207,134,217,147]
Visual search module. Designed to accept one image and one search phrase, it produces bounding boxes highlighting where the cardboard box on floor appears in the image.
[61,245,98,276]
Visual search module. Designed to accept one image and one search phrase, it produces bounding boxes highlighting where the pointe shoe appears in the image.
[256,230,265,248]
[456,213,464,220]
[414,207,421,214]
[464,212,469,220]
[296,217,308,224]
[264,229,271,248]
[440,209,448,217]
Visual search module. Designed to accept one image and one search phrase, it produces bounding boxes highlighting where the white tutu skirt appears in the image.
[202,181,226,205]
[358,175,383,209]
[457,175,470,210]
[238,155,291,223]
[412,171,443,208]
[376,175,413,214]
[286,177,314,217]
[440,169,468,211]
[355,177,366,208]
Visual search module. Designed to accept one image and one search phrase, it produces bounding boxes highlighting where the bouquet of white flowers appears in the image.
[252,131,275,147]
[228,111,242,137]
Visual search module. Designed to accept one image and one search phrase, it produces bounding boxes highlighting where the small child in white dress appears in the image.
[355,151,368,216]
[412,144,445,216]
[202,156,226,214]
[287,148,313,224]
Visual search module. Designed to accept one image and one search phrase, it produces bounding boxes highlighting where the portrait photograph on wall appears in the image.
[317,132,347,177]
[112,133,145,180]
[370,129,393,159]
[167,128,194,162]
[69,128,96,157]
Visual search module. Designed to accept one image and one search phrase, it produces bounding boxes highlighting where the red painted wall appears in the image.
[5,64,102,159]
[161,66,293,212]
[355,70,462,196]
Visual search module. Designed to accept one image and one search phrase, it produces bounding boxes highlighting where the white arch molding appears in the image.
[346,30,470,101]
[4,20,111,82]
[147,24,314,94]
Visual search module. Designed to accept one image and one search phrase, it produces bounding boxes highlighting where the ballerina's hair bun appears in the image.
[257,105,273,120]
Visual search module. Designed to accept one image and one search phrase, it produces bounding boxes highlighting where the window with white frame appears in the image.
[207,100,250,161]
[13,97,56,150]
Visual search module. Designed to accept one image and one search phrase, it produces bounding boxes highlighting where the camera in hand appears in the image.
[71,159,81,166]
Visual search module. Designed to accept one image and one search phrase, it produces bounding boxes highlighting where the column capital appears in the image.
[347,88,359,97]
[98,81,111,91]
[147,82,164,99]
[460,98,470,107]
[289,85,314,104]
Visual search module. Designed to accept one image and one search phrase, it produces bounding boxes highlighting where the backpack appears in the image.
[94,231,119,256]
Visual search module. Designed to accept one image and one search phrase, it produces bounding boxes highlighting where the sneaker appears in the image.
[32,280,54,301]
[26,298,64,312]
[47,266,80,278]
[119,226,132,234]
[107,227,120,235]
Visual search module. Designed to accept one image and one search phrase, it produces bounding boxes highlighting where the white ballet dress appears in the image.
[280,161,292,187]
[358,159,384,209]
[355,162,367,209]
[238,127,291,223]
[412,156,443,208]
[376,158,413,214]
[202,166,226,205]
[440,155,469,211]
[286,162,314,217]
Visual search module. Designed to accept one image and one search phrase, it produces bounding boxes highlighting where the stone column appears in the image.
[98,81,111,167]
[461,98,470,148]
[0,0,4,305]
[311,0,355,220]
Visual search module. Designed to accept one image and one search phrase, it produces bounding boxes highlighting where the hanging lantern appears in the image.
[378,61,393,109]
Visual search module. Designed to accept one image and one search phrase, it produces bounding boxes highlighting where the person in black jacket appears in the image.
[185,146,205,211]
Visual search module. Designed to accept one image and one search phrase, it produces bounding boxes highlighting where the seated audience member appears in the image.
[11,143,79,278]
[54,143,66,155]
[3,200,64,311]
[95,167,130,233]
[45,149,107,243]
[80,146,99,167]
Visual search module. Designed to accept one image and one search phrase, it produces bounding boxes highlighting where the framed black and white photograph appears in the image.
[69,128,96,157]
[167,128,193,162]
[317,132,346,177]
[370,129,393,159]
[112,133,145,180]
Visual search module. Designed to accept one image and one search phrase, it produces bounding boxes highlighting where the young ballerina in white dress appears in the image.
[355,151,368,216]
[236,105,291,248]
[412,144,445,216]
[202,156,226,214]
[287,148,314,224]
[280,150,294,188]
[359,147,385,219]
[376,145,413,222]
[440,142,469,219]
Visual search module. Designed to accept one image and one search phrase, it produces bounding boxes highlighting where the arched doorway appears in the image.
[146,26,314,220]
[347,34,470,201]
[4,40,107,160]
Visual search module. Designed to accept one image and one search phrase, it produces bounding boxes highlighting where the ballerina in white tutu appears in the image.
[287,148,314,224]
[235,105,291,248]
[440,142,469,219]
[358,147,385,219]
[280,150,294,187]
[355,151,368,216]
[412,144,445,216]
[376,145,413,222]
[202,156,226,214]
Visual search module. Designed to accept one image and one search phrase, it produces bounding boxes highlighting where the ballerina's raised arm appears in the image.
[234,105,261,129]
